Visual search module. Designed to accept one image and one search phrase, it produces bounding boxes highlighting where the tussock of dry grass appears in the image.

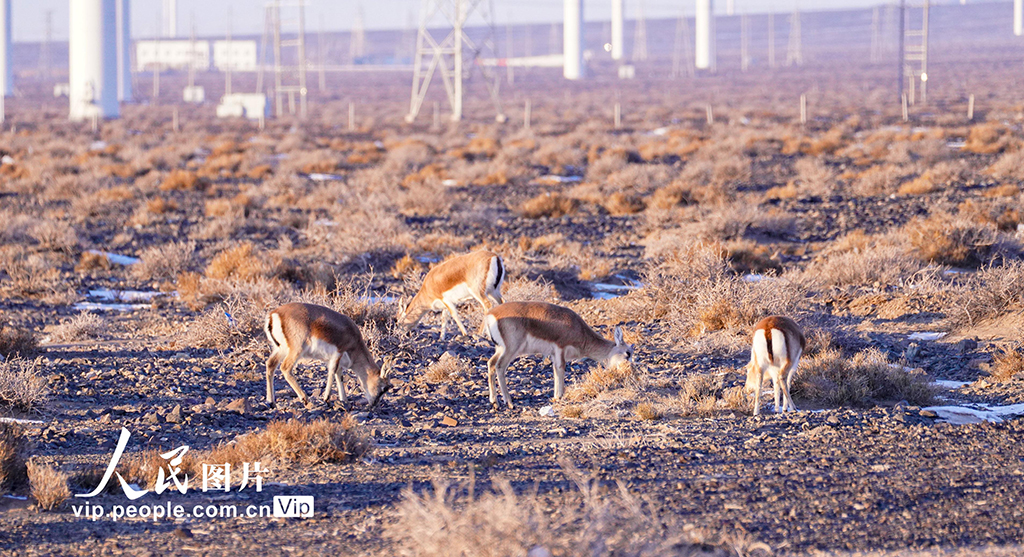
[424,352,471,384]
[204,242,268,282]
[0,422,28,493]
[563,362,641,403]
[806,242,923,287]
[133,241,195,282]
[502,276,560,303]
[519,193,581,219]
[27,460,70,511]
[390,468,768,557]
[792,347,935,407]
[906,213,1019,267]
[0,358,49,411]
[0,326,37,358]
[989,344,1024,382]
[49,312,104,343]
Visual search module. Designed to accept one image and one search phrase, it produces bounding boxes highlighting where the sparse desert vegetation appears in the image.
[4,5,1024,554]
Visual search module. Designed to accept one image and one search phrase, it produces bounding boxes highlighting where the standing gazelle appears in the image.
[745,315,805,416]
[399,249,504,340]
[264,303,392,408]
[483,301,634,409]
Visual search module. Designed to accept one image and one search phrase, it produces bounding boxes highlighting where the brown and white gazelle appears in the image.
[400,249,505,340]
[264,303,392,408]
[483,301,634,409]
[745,315,805,416]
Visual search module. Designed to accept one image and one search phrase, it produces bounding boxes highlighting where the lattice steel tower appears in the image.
[257,0,308,118]
[406,0,504,122]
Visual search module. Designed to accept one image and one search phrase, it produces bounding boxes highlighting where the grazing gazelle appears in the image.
[745,315,805,416]
[264,303,392,408]
[483,301,634,409]
[399,249,505,340]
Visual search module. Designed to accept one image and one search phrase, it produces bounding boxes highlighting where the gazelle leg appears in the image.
[442,301,469,337]
[552,351,566,400]
[439,309,450,341]
[279,353,309,406]
[752,370,764,416]
[323,354,340,402]
[495,353,516,410]
[780,360,798,412]
[772,372,783,413]
[265,349,283,405]
[487,345,504,406]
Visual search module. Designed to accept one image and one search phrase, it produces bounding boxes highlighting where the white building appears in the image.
[135,39,257,72]
[213,40,258,71]
[136,40,209,71]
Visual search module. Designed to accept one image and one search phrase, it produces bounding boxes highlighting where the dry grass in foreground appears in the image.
[0,326,37,358]
[0,357,49,411]
[27,459,70,511]
[792,348,936,407]
[390,462,770,557]
[989,344,1024,383]
[104,417,372,490]
[0,422,29,493]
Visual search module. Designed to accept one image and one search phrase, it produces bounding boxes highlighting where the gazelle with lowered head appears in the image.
[264,302,392,408]
[483,301,634,409]
[399,249,505,340]
[745,315,805,416]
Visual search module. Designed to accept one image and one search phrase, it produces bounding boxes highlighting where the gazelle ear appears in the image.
[614,326,624,346]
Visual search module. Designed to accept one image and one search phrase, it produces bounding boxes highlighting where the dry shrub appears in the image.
[792,347,935,407]
[205,417,371,470]
[983,184,1020,198]
[906,213,1019,267]
[990,344,1024,382]
[75,251,111,273]
[560,404,584,418]
[563,362,640,403]
[603,192,646,215]
[948,261,1024,328]
[806,243,923,287]
[28,220,78,253]
[648,183,696,209]
[205,242,267,282]
[898,162,963,196]
[0,251,62,297]
[502,276,560,303]
[27,460,70,511]
[49,312,104,343]
[520,193,581,219]
[424,352,471,383]
[391,471,765,557]
[0,326,37,358]
[985,147,1024,182]
[851,164,907,197]
[183,280,287,350]
[133,241,195,282]
[963,123,1013,154]
[790,158,836,197]
[0,358,49,411]
[0,423,28,493]
[391,254,422,279]
[159,169,206,191]
[633,402,662,420]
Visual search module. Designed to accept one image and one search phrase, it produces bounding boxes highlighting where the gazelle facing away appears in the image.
[265,303,392,408]
[399,249,504,340]
[483,301,634,409]
[745,315,805,416]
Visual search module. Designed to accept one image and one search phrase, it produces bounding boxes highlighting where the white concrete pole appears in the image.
[0,0,11,96]
[1015,0,1022,36]
[163,0,177,38]
[70,0,119,120]
[116,0,132,101]
[563,0,584,79]
[695,0,713,70]
[611,0,624,60]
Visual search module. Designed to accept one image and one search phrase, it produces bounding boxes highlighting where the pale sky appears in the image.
[9,0,958,42]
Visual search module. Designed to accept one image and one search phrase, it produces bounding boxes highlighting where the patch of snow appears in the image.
[536,175,582,183]
[89,289,173,302]
[313,219,337,227]
[442,179,459,186]
[0,417,45,425]
[743,274,766,283]
[932,380,970,390]
[924,403,1024,425]
[590,279,643,300]
[946,141,966,149]
[908,332,947,341]
[72,302,149,312]
[538,405,555,417]
[359,296,399,305]
[89,140,108,151]
[1,155,13,165]
[86,250,140,266]
[304,173,344,182]
[2,494,28,500]
[651,127,669,136]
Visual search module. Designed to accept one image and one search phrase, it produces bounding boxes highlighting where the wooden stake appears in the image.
[348,102,356,131]
[901,93,908,122]
[800,94,807,124]
[706,104,714,125]
[614,102,621,128]
[967,94,975,121]
[172,107,179,132]
[524,99,531,130]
